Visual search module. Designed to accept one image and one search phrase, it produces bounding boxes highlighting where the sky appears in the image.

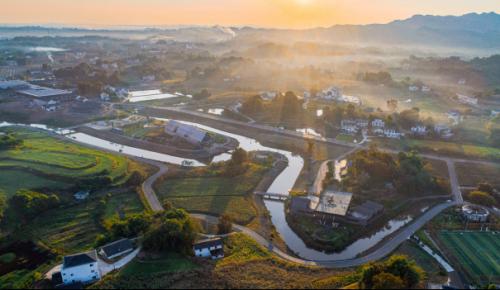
[1,0,499,29]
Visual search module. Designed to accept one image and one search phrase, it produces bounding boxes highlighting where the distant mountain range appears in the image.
[1,12,499,49]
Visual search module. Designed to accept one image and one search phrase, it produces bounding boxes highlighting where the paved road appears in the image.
[137,158,168,212]
[132,106,471,268]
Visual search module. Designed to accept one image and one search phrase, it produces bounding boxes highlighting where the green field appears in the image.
[375,138,500,160]
[119,252,198,277]
[26,190,145,254]
[0,127,144,198]
[155,164,268,224]
[438,231,500,285]
[0,169,69,197]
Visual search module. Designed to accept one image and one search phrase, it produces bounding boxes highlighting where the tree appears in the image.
[241,95,264,115]
[372,272,405,289]
[231,148,248,165]
[477,182,495,195]
[468,191,496,207]
[0,193,6,224]
[193,89,211,100]
[110,213,152,238]
[217,214,233,234]
[10,190,60,219]
[0,133,23,150]
[143,208,198,253]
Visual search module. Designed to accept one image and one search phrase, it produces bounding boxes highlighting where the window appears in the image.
[90,263,93,267]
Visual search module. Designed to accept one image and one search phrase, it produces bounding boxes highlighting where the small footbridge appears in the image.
[254,191,289,201]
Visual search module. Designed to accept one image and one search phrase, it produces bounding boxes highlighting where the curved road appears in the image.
[141,159,461,268]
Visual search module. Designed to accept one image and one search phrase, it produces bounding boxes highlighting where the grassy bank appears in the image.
[93,233,359,289]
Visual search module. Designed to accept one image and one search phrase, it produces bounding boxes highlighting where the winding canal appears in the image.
[1,120,424,262]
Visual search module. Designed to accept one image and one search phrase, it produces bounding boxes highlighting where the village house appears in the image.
[193,238,224,260]
[99,238,134,260]
[289,196,314,215]
[408,85,420,92]
[74,190,90,201]
[462,205,489,222]
[421,86,431,93]
[434,124,454,138]
[348,201,384,226]
[260,91,278,101]
[371,119,385,128]
[341,120,359,134]
[319,86,342,100]
[61,250,101,285]
[457,94,478,106]
[384,128,403,139]
[165,120,209,145]
[411,125,428,136]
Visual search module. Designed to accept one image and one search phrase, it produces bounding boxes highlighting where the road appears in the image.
[145,164,459,268]
[136,105,499,167]
[138,158,168,212]
[129,105,471,268]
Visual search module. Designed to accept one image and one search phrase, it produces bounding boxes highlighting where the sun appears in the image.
[295,0,313,6]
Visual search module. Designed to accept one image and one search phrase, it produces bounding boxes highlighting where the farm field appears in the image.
[455,162,500,188]
[0,127,145,195]
[155,164,268,224]
[25,189,146,254]
[437,231,500,285]
[374,138,500,161]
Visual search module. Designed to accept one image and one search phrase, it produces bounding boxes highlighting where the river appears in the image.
[1,120,415,261]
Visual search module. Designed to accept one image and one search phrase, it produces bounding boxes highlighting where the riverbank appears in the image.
[77,126,238,162]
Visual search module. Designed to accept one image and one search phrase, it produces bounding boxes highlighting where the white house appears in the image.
[409,85,420,92]
[447,110,461,125]
[165,120,208,145]
[61,250,101,285]
[193,238,224,260]
[384,128,403,139]
[411,125,427,136]
[260,91,278,101]
[434,124,453,138]
[355,119,369,128]
[371,119,385,129]
[457,94,478,106]
[421,86,431,93]
[320,86,342,100]
[74,190,90,201]
[462,205,489,222]
[341,120,359,134]
[99,238,134,260]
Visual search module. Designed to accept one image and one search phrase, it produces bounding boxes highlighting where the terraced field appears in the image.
[438,231,500,285]
[0,127,143,197]
[155,164,268,224]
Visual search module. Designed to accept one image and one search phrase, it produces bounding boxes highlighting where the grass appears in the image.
[375,137,500,161]
[335,133,356,143]
[0,169,68,198]
[93,233,359,289]
[156,164,268,224]
[25,190,145,254]
[0,128,138,184]
[0,252,16,263]
[437,231,500,285]
[455,162,500,188]
[394,241,447,284]
[119,252,198,277]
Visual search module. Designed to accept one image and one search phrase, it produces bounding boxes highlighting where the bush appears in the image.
[217,214,233,234]
[10,190,60,220]
[143,208,198,254]
[468,191,497,207]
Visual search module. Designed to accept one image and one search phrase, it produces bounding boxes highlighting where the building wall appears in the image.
[61,262,100,285]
